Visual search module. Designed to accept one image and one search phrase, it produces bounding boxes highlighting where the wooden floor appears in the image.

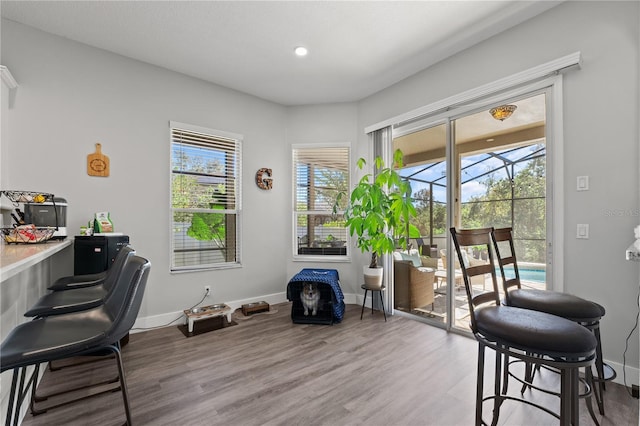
[20,303,638,426]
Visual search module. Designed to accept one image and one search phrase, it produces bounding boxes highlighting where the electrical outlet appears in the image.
[632,384,639,399]
[204,286,211,297]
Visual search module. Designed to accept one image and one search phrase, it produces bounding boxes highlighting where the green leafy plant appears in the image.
[335,149,419,268]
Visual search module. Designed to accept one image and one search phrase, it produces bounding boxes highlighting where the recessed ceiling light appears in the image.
[294,46,308,57]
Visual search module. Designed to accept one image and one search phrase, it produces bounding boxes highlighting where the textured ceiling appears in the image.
[1,1,560,106]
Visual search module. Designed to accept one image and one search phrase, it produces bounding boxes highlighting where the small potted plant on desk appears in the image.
[334,149,419,288]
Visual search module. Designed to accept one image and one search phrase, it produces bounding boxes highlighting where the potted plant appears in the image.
[335,149,419,288]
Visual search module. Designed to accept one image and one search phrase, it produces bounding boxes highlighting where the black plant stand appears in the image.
[360,284,387,321]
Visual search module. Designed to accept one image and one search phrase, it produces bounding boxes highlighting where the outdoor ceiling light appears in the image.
[489,104,517,121]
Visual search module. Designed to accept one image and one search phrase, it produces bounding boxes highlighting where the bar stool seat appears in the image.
[360,284,386,321]
[508,289,603,322]
[47,245,134,292]
[476,305,596,356]
[48,271,107,291]
[24,246,135,318]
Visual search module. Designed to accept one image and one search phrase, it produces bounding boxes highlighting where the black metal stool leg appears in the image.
[491,347,503,426]
[593,325,606,415]
[584,366,600,426]
[559,365,582,426]
[111,345,133,426]
[378,290,387,322]
[5,369,19,426]
[28,363,40,413]
[371,292,374,316]
[476,344,485,426]
[571,366,579,426]
[501,354,510,395]
[360,289,368,320]
[12,367,28,426]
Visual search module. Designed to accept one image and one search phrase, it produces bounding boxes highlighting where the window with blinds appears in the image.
[293,145,349,258]
[170,121,242,271]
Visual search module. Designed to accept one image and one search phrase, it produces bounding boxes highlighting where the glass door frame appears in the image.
[388,74,565,332]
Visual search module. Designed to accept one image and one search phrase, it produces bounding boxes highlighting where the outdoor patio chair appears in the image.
[393,257,435,312]
[439,248,486,289]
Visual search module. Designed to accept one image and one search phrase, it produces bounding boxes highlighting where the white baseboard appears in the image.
[605,359,639,388]
[132,291,288,331]
[133,291,361,331]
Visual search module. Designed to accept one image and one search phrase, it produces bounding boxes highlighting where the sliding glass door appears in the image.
[392,122,448,321]
[451,93,547,330]
[391,91,549,331]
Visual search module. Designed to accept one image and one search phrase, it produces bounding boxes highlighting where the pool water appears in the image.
[497,267,546,283]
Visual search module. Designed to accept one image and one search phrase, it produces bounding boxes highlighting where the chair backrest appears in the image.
[102,245,136,291]
[449,227,500,333]
[439,249,447,270]
[491,227,522,300]
[104,255,151,342]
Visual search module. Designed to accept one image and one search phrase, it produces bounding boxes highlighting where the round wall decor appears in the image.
[256,168,273,190]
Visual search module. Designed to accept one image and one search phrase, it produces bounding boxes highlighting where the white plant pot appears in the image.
[363,266,383,289]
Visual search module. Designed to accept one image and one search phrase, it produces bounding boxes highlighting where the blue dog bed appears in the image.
[286,268,345,324]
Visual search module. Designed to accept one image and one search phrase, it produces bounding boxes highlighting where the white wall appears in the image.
[284,103,361,301]
[358,1,639,381]
[0,19,292,324]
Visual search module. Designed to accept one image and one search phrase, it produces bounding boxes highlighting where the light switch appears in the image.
[577,224,589,239]
[577,176,589,191]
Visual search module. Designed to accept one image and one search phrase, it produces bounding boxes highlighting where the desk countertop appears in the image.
[1,239,72,282]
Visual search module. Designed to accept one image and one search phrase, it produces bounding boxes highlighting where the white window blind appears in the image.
[293,145,349,258]
[170,122,242,271]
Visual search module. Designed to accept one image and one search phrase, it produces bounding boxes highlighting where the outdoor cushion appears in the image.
[400,251,422,267]
[420,256,438,268]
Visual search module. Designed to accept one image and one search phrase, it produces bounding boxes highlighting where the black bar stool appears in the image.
[450,227,597,426]
[360,284,387,321]
[47,245,134,291]
[20,246,136,415]
[25,246,135,318]
[1,255,151,426]
[492,227,615,415]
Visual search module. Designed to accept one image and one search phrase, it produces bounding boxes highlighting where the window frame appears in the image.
[170,121,243,272]
[292,143,351,262]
